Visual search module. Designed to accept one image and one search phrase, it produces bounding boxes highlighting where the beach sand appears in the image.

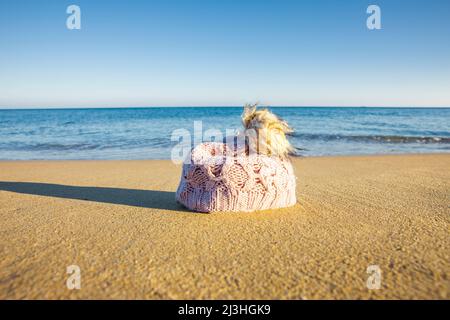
[0,154,449,299]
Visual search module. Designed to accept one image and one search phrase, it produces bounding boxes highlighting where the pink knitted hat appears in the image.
[176,142,296,213]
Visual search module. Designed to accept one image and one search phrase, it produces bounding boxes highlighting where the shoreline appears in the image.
[1,154,449,299]
[0,151,449,162]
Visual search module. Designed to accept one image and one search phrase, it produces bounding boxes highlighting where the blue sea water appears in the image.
[0,107,449,160]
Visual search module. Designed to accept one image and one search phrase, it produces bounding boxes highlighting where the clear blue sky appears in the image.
[0,0,449,108]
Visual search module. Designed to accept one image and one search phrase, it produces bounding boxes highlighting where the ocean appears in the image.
[0,107,449,160]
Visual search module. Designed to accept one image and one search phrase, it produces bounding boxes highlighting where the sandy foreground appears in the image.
[0,154,449,299]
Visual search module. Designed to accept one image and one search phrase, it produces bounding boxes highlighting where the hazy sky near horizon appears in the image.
[1,0,449,108]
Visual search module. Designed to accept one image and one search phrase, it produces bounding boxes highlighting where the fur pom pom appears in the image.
[241,103,294,157]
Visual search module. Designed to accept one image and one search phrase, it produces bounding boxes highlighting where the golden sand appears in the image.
[0,154,449,299]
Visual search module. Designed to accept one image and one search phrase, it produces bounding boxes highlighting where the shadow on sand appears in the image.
[0,181,188,212]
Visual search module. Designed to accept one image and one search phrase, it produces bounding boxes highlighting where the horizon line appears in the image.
[1,105,450,110]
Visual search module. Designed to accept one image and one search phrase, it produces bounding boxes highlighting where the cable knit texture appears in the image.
[176,142,296,212]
